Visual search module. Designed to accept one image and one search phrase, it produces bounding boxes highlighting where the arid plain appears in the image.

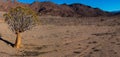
[0,11,120,57]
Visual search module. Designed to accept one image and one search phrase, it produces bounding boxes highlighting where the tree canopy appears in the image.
[4,6,39,34]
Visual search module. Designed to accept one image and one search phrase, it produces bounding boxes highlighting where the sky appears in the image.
[18,0,120,12]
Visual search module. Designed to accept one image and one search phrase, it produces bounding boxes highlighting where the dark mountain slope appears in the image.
[0,1,111,17]
[30,2,110,17]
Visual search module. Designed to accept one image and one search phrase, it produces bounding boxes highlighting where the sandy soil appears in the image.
[0,16,120,57]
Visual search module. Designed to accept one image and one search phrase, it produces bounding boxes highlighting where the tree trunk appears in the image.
[14,32,21,48]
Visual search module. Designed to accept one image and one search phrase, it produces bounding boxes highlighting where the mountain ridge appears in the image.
[0,1,111,17]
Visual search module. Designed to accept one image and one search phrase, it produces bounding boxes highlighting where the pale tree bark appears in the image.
[14,31,21,48]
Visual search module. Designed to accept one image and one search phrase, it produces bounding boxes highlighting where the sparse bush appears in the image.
[4,6,39,48]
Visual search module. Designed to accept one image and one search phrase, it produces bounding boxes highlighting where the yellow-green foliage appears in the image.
[4,6,39,33]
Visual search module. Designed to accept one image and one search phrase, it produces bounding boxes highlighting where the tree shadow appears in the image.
[0,37,14,47]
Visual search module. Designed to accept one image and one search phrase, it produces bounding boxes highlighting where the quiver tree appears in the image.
[4,6,38,48]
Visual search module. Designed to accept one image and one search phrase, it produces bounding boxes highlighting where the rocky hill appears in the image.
[0,0,111,17]
[30,2,110,17]
[0,0,28,11]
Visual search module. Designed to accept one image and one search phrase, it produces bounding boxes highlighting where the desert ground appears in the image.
[0,15,120,57]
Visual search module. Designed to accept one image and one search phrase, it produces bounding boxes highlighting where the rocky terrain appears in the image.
[0,0,120,57]
[0,0,111,17]
[0,15,120,57]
